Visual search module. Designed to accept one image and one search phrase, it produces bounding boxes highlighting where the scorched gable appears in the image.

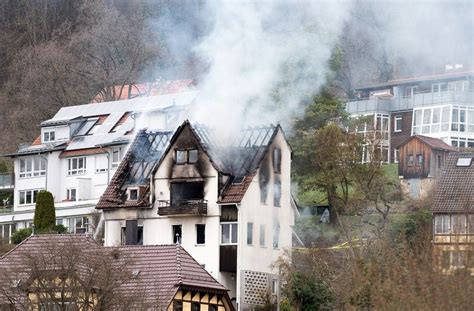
[98,119,296,310]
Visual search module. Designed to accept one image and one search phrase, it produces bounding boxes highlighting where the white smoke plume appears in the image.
[190,1,352,137]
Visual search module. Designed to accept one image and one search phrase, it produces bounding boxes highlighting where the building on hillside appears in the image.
[397,135,456,198]
[346,70,474,163]
[97,120,297,310]
[430,151,474,275]
[92,79,197,102]
[0,234,234,310]
[0,89,198,241]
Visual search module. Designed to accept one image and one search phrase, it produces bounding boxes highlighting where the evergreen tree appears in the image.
[33,191,56,232]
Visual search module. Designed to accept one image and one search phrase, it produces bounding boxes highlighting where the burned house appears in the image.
[397,135,456,198]
[0,234,234,310]
[97,120,296,310]
[430,151,474,275]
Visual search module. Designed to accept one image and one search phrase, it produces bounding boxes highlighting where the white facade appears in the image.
[102,124,295,310]
[0,91,198,240]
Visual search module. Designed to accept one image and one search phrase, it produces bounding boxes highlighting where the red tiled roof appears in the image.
[93,80,196,102]
[431,151,474,213]
[397,135,457,151]
[218,173,256,204]
[0,235,231,309]
[31,135,41,146]
[59,147,108,158]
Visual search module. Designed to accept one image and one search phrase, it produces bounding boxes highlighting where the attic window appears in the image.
[273,148,281,174]
[175,149,198,164]
[456,157,472,167]
[127,188,139,201]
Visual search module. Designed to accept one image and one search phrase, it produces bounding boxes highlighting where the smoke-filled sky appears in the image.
[154,0,473,135]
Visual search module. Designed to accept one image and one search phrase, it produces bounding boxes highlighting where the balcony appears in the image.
[347,90,474,114]
[0,173,14,191]
[157,199,207,216]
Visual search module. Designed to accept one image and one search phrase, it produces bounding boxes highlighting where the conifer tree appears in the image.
[33,191,56,232]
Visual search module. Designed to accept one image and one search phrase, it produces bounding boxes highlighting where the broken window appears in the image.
[188,149,198,163]
[273,148,281,173]
[170,182,204,205]
[173,225,182,244]
[121,220,143,245]
[196,224,205,245]
[175,149,198,164]
[176,150,186,164]
[274,179,281,207]
[247,222,253,245]
[191,303,200,311]
[128,188,139,201]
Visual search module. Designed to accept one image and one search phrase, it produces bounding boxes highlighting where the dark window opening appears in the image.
[209,305,218,311]
[438,155,442,168]
[191,303,200,311]
[247,222,253,245]
[122,221,143,245]
[273,148,281,173]
[173,301,183,311]
[128,189,138,201]
[196,224,205,244]
[173,225,182,244]
[407,155,414,166]
[274,179,281,207]
[171,182,204,204]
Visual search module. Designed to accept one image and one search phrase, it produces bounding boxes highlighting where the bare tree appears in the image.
[0,236,145,310]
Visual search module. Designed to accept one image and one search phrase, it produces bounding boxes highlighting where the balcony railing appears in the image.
[157,199,208,216]
[0,173,14,190]
[347,90,474,114]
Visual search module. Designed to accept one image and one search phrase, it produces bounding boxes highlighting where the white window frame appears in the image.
[43,130,55,143]
[67,157,86,176]
[435,215,451,234]
[112,147,122,168]
[65,216,89,234]
[66,188,77,201]
[221,222,238,245]
[394,149,399,164]
[394,115,402,132]
[247,222,253,246]
[95,155,108,173]
[127,187,139,201]
[19,157,46,178]
[273,223,280,249]
[260,224,266,247]
[18,189,41,206]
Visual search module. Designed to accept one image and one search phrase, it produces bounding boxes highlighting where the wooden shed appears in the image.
[397,135,457,179]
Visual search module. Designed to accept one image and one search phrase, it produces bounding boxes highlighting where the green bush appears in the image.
[33,190,56,232]
[11,228,32,244]
[287,272,334,311]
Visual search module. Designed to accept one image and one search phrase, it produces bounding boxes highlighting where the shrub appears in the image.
[11,228,33,244]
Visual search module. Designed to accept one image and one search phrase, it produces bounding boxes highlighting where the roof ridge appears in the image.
[176,244,182,284]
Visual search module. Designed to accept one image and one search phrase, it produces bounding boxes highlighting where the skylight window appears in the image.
[456,157,472,167]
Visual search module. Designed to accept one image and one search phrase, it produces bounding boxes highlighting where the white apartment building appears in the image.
[346,70,474,163]
[97,121,297,310]
[0,90,198,240]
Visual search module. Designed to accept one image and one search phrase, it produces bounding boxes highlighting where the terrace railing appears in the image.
[157,199,208,216]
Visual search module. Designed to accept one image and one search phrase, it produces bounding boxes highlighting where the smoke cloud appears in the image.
[190,1,352,137]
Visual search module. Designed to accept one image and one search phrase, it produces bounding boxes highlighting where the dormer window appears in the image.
[175,149,198,165]
[43,130,55,142]
[127,187,139,201]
